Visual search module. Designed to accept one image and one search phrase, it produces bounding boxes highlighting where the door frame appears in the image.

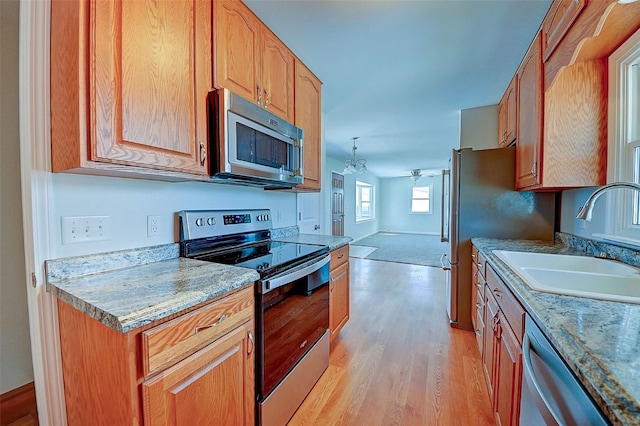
[19,1,67,423]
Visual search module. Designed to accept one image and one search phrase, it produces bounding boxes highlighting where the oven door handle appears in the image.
[263,254,331,292]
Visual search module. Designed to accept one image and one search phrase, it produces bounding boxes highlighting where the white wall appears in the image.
[1,0,34,394]
[559,187,608,238]
[323,156,380,241]
[379,174,443,235]
[49,174,298,258]
[460,104,498,150]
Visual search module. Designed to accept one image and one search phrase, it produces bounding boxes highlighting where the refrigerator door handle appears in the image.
[440,253,451,271]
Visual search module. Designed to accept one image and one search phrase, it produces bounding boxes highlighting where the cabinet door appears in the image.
[214,0,261,104]
[505,76,518,146]
[496,314,522,426]
[294,60,323,191]
[143,322,255,426]
[497,96,508,147]
[330,261,350,344]
[92,0,210,174]
[483,287,499,404]
[261,28,295,122]
[542,0,586,61]
[516,33,543,190]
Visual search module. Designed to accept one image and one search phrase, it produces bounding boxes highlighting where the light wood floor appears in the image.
[289,258,495,426]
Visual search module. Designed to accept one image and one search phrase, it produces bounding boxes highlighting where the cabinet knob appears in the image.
[264,89,270,108]
[199,141,207,166]
[257,85,262,106]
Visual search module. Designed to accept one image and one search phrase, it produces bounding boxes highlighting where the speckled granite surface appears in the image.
[270,226,299,239]
[46,247,259,333]
[472,237,640,426]
[273,233,352,251]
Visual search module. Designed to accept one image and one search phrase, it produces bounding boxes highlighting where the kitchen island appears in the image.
[473,237,640,425]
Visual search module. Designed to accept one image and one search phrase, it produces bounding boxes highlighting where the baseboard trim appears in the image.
[378,230,440,236]
[0,382,38,425]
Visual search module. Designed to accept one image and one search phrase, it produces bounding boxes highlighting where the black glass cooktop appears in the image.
[195,241,328,276]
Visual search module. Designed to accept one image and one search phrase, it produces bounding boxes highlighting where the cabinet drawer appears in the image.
[330,245,349,270]
[486,265,525,343]
[142,287,254,377]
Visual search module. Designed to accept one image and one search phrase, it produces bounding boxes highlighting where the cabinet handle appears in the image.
[247,330,254,355]
[194,314,227,334]
[471,253,476,259]
[338,254,344,259]
[491,311,500,331]
[493,289,503,299]
[257,85,262,106]
[264,89,270,108]
[475,302,483,309]
[199,141,207,166]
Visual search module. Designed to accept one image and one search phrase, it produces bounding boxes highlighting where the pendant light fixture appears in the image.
[410,169,422,184]
[343,137,367,174]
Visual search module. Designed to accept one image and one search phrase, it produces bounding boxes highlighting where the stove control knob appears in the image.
[266,214,270,221]
[195,218,204,227]
[207,217,215,226]
[257,215,264,221]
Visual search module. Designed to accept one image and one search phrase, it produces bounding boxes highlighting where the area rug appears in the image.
[351,232,449,267]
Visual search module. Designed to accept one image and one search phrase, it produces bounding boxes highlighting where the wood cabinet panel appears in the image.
[498,76,517,148]
[515,33,543,190]
[57,285,255,425]
[294,60,323,191]
[143,322,255,426]
[213,0,261,104]
[483,287,499,404]
[329,246,350,345]
[542,0,586,61]
[330,261,350,344]
[262,28,295,122]
[495,316,522,426]
[51,0,211,178]
[142,287,253,377]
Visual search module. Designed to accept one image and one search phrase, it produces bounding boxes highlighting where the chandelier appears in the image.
[343,137,367,174]
[410,169,422,183]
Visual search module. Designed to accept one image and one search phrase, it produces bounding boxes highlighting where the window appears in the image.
[605,29,640,244]
[356,181,374,221]
[411,185,433,213]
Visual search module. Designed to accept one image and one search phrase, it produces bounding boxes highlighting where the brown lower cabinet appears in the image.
[329,245,350,346]
[57,286,255,425]
[474,244,525,426]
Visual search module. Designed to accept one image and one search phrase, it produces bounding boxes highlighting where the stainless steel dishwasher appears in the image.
[520,315,609,426]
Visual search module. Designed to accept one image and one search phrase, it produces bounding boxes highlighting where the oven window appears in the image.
[236,123,291,171]
[261,277,329,397]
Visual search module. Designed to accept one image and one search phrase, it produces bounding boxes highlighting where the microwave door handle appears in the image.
[263,254,330,292]
[294,139,303,177]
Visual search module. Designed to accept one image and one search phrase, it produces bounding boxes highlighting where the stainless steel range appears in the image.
[178,209,330,425]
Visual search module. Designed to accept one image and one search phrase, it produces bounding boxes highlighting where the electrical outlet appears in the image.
[147,215,161,237]
[62,216,110,244]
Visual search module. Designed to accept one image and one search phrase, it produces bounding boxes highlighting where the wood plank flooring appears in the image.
[289,258,495,426]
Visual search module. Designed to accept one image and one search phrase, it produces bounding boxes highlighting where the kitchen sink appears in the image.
[493,250,640,304]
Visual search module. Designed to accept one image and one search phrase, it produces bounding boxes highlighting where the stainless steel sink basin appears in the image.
[493,250,640,304]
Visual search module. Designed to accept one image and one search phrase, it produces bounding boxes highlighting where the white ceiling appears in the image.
[244,0,551,178]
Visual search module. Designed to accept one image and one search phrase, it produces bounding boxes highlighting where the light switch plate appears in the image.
[62,216,110,244]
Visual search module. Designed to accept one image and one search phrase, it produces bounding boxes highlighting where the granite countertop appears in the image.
[46,244,259,333]
[273,233,352,251]
[472,238,640,425]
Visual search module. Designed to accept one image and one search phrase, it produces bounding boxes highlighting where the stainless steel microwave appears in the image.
[208,88,304,188]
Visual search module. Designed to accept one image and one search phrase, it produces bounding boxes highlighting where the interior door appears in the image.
[331,172,344,236]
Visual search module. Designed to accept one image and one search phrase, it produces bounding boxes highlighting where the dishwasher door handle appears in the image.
[522,333,562,426]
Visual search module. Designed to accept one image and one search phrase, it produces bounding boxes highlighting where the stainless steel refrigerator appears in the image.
[441,147,555,331]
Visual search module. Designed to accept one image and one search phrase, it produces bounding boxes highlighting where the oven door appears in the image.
[257,254,330,400]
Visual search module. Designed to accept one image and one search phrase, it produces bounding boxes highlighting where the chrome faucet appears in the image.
[576,182,640,221]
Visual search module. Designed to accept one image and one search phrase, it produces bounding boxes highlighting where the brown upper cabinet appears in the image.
[498,75,518,148]
[214,0,295,123]
[511,0,640,190]
[294,60,323,191]
[51,0,211,179]
[51,0,321,188]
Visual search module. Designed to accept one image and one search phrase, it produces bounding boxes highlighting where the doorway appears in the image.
[331,172,344,236]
